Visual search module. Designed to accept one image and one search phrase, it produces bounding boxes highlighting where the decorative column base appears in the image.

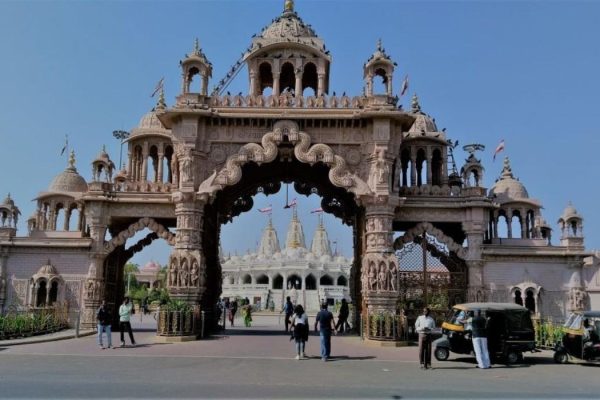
[363,292,405,342]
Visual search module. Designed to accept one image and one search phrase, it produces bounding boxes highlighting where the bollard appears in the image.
[75,309,81,338]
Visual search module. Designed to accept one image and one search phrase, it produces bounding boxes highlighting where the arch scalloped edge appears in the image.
[393,222,467,259]
[103,217,176,253]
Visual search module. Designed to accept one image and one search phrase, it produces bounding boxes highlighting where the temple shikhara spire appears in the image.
[0,1,596,345]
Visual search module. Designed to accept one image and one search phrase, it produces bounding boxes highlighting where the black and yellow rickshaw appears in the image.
[554,311,600,364]
[433,303,536,364]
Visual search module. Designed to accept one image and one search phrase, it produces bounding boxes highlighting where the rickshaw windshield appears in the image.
[448,308,467,325]
[563,314,582,330]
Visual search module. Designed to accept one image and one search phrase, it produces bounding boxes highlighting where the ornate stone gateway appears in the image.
[4,1,592,341]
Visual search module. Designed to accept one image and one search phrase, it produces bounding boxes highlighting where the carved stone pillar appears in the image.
[201,76,208,96]
[141,141,149,182]
[273,73,281,97]
[64,208,71,231]
[361,202,399,340]
[294,70,303,97]
[464,224,485,303]
[0,250,8,312]
[81,254,106,328]
[410,155,417,187]
[168,192,206,305]
[317,74,325,97]
[426,148,432,185]
[157,153,164,183]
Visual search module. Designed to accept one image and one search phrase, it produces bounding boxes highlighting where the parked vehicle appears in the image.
[433,302,536,364]
[554,311,600,364]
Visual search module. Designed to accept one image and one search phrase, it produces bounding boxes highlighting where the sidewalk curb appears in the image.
[0,330,96,346]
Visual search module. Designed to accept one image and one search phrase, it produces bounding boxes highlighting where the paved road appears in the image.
[1,315,599,399]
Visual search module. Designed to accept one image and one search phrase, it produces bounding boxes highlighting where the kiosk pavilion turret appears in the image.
[1,1,599,342]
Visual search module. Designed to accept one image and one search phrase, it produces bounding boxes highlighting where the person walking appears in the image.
[291,304,309,360]
[415,307,435,369]
[229,299,238,327]
[119,297,136,347]
[281,296,294,333]
[314,303,335,361]
[335,298,350,334]
[242,300,253,327]
[96,300,112,349]
[471,310,491,369]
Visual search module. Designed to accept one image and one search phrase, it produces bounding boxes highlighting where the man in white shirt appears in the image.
[415,307,435,369]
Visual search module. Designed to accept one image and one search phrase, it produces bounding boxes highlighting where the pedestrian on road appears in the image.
[119,297,136,347]
[291,304,309,360]
[471,310,491,369]
[97,300,112,349]
[314,302,335,361]
[242,300,253,327]
[415,307,435,369]
[281,296,294,333]
[230,299,238,327]
[335,298,350,334]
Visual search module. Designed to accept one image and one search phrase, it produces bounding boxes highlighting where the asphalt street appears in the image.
[1,315,599,399]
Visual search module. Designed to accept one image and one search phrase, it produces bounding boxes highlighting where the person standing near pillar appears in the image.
[415,307,435,369]
[281,296,294,333]
[471,310,491,369]
[314,303,335,361]
[96,300,112,349]
[119,297,136,347]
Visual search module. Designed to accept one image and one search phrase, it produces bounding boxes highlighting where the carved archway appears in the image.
[393,221,467,259]
[104,217,176,253]
[198,120,371,201]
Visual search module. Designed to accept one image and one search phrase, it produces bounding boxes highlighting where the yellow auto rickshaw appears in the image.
[554,311,600,364]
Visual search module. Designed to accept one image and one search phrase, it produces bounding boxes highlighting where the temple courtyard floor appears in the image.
[1,314,599,399]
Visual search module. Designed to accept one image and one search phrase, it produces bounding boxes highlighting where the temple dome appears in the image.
[560,203,581,221]
[48,152,88,193]
[36,262,58,276]
[138,111,164,130]
[489,157,529,201]
[407,94,438,133]
[261,11,317,40]
[141,261,161,273]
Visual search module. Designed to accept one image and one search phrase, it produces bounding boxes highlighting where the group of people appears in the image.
[282,297,351,362]
[96,297,137,349]
[220,297,254,328]
[415,307,491,370]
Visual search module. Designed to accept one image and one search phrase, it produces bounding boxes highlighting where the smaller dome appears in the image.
[49,167,88,193]
[408,113,438,134]
[489,157,529,201]
[93,146,113,165]
[138,111,164,130]
[1,193,15,207]
[560,202,581,221]
[141,261,161,272]
[261,10,317,40]
[37,262,58,276]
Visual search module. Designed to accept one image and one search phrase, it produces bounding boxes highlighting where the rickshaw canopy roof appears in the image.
[453,302,529,312]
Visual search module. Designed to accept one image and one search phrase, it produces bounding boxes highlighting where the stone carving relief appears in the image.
[198,120,371,200]
[569,287,588,311]
[361,254,398,294]
[168,250,206,290]
[85,278,103,301]
[65,280,82,308]
[10,278,28,306]
[104,217,176,253]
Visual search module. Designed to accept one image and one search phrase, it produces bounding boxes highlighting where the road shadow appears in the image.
[299,355,376,362]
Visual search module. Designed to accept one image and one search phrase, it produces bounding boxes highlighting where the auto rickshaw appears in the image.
[553,311,600,364]
[433,303,536,364]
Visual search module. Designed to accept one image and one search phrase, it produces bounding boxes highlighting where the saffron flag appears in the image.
[258,205,272,214]
[493,139,505,161]
[311,208,323,214]
[60,135,68,156]
[151,77,164,98]
[400,74,409,96]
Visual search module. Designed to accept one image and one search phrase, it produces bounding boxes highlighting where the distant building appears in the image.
[221,210,351,311]
[134,261,163,290]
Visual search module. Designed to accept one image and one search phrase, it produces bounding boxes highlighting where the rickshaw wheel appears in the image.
[553,351,568,364]
[506,350,521,365]
[434,347,450,361]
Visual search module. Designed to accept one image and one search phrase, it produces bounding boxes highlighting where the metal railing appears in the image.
[361,311,409,341]
[0,304,69,340]
[156,306,202,338]
[533,317,565,350]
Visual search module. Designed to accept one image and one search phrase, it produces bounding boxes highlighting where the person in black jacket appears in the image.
[335,299,350,334]
[97,300,112,349]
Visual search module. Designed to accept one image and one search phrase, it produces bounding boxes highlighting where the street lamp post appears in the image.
[112,130,130,170]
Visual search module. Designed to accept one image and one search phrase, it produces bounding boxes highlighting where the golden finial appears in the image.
[284,0,294,12]
[69,150,76,169]
[157,87,166,110]
[411,93,421,113]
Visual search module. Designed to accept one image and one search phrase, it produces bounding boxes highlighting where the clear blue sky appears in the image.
[1,0,599,267]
